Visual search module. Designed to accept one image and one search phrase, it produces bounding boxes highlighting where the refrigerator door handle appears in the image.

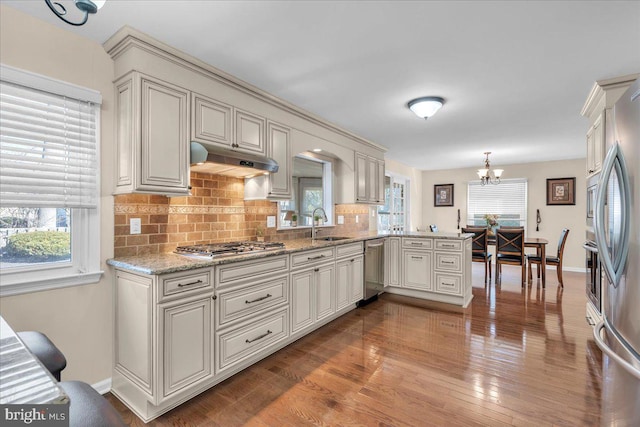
[594,322,640,381]
[595,142,631,288]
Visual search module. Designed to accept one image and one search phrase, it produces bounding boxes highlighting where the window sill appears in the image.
[0,271,104,297]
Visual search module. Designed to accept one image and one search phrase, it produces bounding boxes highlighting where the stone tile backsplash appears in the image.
[114,172,370,257]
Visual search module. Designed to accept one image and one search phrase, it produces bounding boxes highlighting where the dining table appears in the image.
[488,236,549,286]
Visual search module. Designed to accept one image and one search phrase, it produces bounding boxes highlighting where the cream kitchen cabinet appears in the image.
[355,152,385,204]
[335,242,364,311]
[114,72,190,195]
[384,237,401,287]
[290,247,336,337]
[581,74,638,177]
[235,109,266,154]
[244,120,292,201]
[192,93,233,147]
[385,235,473,307]
[112,268,214,421]
[214,255,290,374]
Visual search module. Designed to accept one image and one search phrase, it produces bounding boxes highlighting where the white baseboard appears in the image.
[92,378,112,395]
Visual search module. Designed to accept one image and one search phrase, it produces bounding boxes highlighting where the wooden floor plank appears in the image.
[106,266,602,426]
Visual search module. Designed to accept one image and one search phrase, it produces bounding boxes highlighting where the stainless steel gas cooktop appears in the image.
[174,241,285,258]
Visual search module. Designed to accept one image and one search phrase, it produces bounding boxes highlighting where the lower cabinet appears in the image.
[336,255,364,310]
[402,249,433,290]
[290,262,336,334]
[161,296,213,399]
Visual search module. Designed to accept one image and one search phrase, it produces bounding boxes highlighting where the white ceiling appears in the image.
[3,1,640,171]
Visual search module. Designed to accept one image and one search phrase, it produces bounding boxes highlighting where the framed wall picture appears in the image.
[434,184,454,207]
[547,177,576,205]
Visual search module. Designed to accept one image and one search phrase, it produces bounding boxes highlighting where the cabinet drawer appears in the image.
[216,255,288,287]
[403,238,432,249]
[217,276,288,327]
[435,273,462,295]
[435,252,462,272]
[217,308,288,372]
[290,247,335,269]
[161,269,212,300]
[435,240,463,251]
[335,242,363,259]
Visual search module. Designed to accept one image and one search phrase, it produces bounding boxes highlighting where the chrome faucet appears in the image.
[311,207,328,241]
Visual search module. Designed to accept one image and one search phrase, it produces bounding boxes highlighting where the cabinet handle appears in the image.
[314,268,320,272]
[245,330,272,344]
[245,294,272,304]
[411,256,423,260]
[442,261,455,264]
[410,242,423,246]
[350,259,355,263]
[212,295,217,300]
[307,255,325,260]
[443,282,455,286]
[177,279,203,287]
[441,244,455,248]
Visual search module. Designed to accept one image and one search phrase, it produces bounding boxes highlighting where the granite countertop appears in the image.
[107,231,472,275]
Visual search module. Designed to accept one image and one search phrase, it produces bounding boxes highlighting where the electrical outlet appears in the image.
[130,218,141,235]
[337,215,344,225]
[266,216,276,228]
[355,215,359,223]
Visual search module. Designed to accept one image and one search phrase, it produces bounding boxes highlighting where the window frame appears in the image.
[0,64,103,297]
[466,178,528,228]
[378,172,411,232]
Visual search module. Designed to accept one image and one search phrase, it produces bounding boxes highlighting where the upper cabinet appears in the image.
[192,94,233,147]
[115,72,190,195]
[355,152,385,204]
[244,120,292,201]
[581,74,639,177]
[192,94,266,155]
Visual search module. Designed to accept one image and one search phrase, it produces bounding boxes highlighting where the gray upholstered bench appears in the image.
[59,381,127,427]
[17,331,67,381]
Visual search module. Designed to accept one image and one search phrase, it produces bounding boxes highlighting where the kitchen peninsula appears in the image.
[107,232,471,422]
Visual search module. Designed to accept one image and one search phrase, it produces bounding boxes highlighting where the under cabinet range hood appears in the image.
[190,141,279,178]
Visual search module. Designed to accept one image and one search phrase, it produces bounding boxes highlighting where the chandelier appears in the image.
[477,152,503,185]
[45,0,105,26]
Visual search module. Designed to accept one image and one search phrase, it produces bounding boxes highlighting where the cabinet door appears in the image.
[235,109,265,154]
[315,264,336,321]
[192,94,233,147]
[403,250,432,290]
[376,159,385,203]
[385,237,401,287]
[140,76,189,191]
[350,256,364,303]
[161,296,213,400]
[290,269,314,333]
[267,121,292,199]
[592,114,604,174]
[367,156,378,203]
[336,259,351,310]
[355,153,368,202]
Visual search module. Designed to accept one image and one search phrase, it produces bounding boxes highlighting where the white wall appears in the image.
[421,158,586,270]
[0,6,114,385]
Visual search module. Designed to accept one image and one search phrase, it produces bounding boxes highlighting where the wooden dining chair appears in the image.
[462,227,492,283]
[495,228,526,285]
[528,228,570,287]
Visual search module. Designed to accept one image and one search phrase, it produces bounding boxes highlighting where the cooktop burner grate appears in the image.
[175,241,285,257]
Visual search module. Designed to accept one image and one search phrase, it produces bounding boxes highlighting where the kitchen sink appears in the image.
[318,236,352,241]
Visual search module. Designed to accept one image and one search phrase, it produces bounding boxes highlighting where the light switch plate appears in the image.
[130,218,141,235]
[355,215,359,223]
[337,215,344,225]
[266,216,276,228]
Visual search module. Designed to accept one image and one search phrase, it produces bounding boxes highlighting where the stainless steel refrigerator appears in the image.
[593,78,640,426]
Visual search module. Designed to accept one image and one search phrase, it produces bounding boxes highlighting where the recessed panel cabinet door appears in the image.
[315,264,336,321]
[403,250,433,290]
[161,297,213,400]
[267,122,292,199]
[141,77,189,190]
[192,94,233,147]
[236,109,265,154]
[291,270,314,333]
[336,259,351,311]
[350,256,364,303]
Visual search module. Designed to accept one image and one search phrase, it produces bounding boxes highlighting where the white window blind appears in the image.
[467,178,528,227]
[1,77,99,208]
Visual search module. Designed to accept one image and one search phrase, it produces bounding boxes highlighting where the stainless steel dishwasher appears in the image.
[359,238,385,306]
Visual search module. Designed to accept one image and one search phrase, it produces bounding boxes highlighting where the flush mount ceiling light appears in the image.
[477,152,503,185]
[45,0,105,26]
[408,96,445,119]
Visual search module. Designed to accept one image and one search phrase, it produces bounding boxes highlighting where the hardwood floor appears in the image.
[106,265,602,426]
